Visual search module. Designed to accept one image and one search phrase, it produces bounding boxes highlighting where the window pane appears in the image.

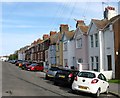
[76,38,82,48]
[95,33,98,47]
[90,35,93,47]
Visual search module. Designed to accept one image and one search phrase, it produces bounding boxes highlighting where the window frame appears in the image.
[64,42,68,51]
[90,35,94,47]
[95,33,98,47]
[76,38,82,48]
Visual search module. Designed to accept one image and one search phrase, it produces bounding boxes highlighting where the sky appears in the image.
[0,0,119,56]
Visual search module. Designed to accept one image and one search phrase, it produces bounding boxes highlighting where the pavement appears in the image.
[109,83,120,97]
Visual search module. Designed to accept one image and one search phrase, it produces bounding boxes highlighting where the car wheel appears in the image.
[95,89,100,97]
[54,81,58,85]
[105,86,109,94]
[71,89,75,94]
[45,75,49,80]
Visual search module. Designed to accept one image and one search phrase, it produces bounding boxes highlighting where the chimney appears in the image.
[76,20,85,28]
[50,31,57,36]
[43,34,49,40]
[37,38,42,43]
[31,40,37,45]
[60,24,69,33]
[104,6,117,20]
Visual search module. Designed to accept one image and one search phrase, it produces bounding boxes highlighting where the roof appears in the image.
[91,15,120,30]
[92,19,108,29]
[78,25,89,33]
[79,70,101,77]
[50,33,58,44]
[109,14,120,23]
[54,32,63,44]
[64,30,75,40]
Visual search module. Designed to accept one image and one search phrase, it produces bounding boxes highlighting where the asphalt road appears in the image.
[2,61,117,97]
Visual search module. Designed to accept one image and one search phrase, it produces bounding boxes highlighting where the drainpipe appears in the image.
[99,30,104,72]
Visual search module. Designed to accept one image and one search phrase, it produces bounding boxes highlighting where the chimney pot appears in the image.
[60,24,69,33]
[50,31,57,36]
[76,20,85,28]
[43,34,49,40]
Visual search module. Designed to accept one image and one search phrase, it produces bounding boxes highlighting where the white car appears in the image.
[72,70,109,97]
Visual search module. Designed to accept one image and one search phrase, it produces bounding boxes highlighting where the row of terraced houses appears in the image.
[17,6,120,79]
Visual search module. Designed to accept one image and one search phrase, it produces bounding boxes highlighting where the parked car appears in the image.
[72,70,109,97]
[21,61,32,70]
[54,68,79,87]
[15,60,23,66]
[45,67,60,80]
[10,60,17,64]
[26,63,44,71]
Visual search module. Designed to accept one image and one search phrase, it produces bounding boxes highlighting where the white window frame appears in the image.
[76,38,82,48]
[64,42,67,51]
[77,58,83,63]
[95,33,98,47]
[95,56,99,71]
[91,57,94,70]
[90,35,94,47]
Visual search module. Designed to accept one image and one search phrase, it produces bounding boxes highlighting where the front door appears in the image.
[107,55,112,70]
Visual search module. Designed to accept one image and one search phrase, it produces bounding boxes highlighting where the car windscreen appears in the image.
[78,72,96,78]
[30,64,37,66]
[57,69,71,74]
[50,67,59,71]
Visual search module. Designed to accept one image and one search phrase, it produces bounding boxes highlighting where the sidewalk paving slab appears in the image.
[109,83,120,97]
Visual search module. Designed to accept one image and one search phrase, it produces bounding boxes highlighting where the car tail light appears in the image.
[74,76,77,81]
[68,73,73,78]
[31,67,34,69]
[91,79,99,84]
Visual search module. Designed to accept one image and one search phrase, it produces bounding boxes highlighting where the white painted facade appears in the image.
[18,52,25,60]
[74,28,89,71]
[63,35,75,69]
[49,45,56,65]
[0,56,9,61]
[18,46,29,60]
[103,25,115,78]
[88,21,115,79]
[88,23,100,71]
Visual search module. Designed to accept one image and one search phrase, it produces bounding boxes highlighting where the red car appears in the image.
[26,63,44,71]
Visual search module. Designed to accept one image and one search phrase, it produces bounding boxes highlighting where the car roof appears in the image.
[79,70,101,76]
[58,68,78,71]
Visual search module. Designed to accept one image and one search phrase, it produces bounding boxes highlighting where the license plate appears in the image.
[59,75,65,78]
[48,75,54,77]
[79,86,87,90]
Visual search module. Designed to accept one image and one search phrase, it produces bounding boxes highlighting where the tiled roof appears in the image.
[108,15,120,24]
[36,38,42,44]
[92,19,108,29]
[113,16,120,32]
[64,30,75,40]
[50,33,58,44]
[92,15,120,30]
[79,25,89,33]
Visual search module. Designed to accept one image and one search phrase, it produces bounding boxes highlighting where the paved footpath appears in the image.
[109,83,120,97]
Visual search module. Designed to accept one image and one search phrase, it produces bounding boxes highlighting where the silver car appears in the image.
[45,67,60,80]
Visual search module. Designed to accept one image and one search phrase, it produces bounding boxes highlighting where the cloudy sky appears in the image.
[0,0,119,56]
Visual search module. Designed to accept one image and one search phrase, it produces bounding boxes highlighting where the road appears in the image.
[2,61,117,97]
